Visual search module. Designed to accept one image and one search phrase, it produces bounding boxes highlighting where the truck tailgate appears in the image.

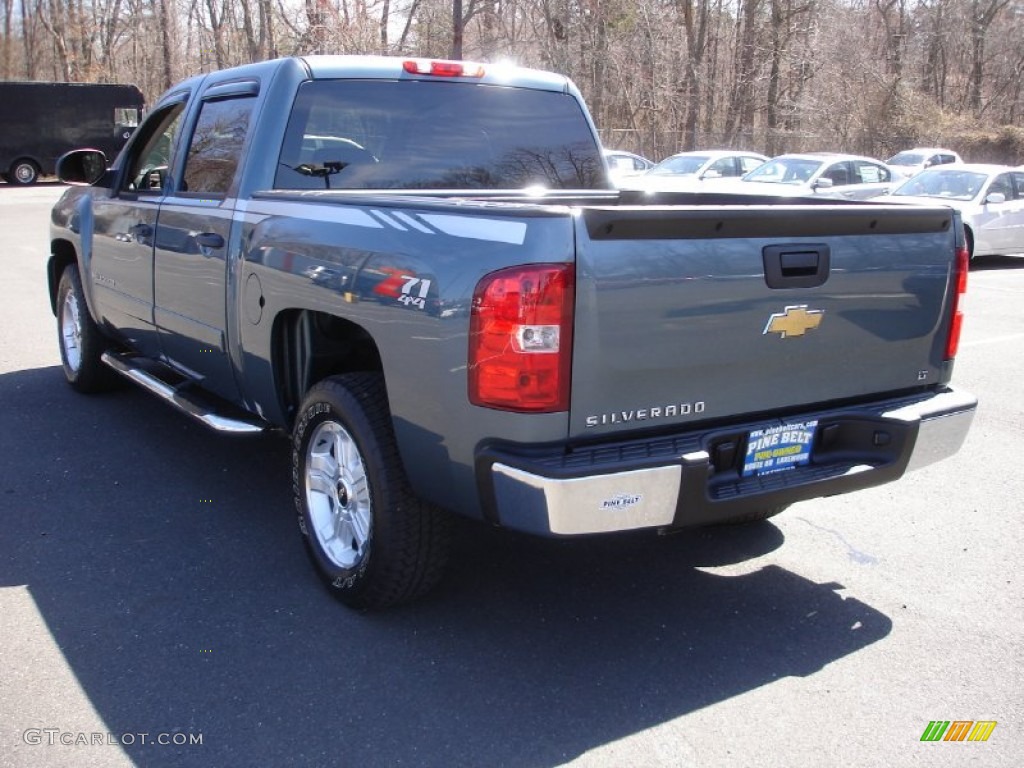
[569,204,958,439]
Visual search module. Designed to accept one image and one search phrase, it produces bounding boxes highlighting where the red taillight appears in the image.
[402,59,486,78]
[469,264,574,412]
[945,245,969,360]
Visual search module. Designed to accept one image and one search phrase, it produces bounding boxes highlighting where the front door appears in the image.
[88,102,186,355]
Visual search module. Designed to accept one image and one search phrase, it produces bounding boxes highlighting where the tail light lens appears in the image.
[402,59,486,78]
[469,264,574,412]
[944,245,969,360]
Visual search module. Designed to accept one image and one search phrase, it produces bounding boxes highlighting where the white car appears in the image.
[886,147,962,177]
[602,149,654,184]
[878,164,1024,259]
[725,153,898,199]
[617,149,768,191]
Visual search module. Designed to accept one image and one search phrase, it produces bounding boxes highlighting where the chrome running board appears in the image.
[101,351,267,435]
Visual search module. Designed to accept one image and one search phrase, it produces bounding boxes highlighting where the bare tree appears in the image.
[1,0,13,78]
[725,0,764,146]
[679,0,711,151]
[967,0,1012,115]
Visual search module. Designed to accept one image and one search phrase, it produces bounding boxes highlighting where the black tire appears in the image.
[717,505,788,526]
[292,373,451,609]
[9,159,40,185]
[964,227,975,261]
[56,264,117,392]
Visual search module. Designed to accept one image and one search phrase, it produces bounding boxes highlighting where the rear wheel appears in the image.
[9,159,40,185]
[292,373,450,609]
[56,264,117,392]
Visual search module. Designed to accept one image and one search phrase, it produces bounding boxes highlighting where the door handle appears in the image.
[763,244,831,288]
[195,232,225,249]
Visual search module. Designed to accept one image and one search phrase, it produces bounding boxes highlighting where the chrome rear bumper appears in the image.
[484,387,976,536]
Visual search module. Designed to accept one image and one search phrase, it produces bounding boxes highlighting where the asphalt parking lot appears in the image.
[1,184,1021,767]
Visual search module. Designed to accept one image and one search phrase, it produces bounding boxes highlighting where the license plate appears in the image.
[742,420,818,477]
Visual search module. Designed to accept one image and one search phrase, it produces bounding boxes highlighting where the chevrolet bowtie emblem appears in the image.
[763,305,825,338]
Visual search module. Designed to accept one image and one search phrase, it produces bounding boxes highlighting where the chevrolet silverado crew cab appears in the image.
[48,56,976,609]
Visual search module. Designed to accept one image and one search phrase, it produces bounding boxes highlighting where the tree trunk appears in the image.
[680,0,709,151]
[240,0,259,61]
[452,0,463,59]
[156,0,173,90]
[2,0,13,78]
[765,0,783,155]
[206,0,226,69]
[726,0,761,146]
[968,0,1012,116]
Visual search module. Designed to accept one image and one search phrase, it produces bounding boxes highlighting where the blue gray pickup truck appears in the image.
[48,55,977,609]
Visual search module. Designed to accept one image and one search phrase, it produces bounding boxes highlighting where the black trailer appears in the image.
[0,81,144,185]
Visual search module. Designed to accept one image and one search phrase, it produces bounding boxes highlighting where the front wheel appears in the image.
[56,264,116,392]
[292,373,450,609]
[9,159,40,185]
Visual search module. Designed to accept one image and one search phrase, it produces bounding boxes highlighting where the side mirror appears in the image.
[813,177,834,189]
[56,149,109,186]
[702,170,722,179]
[985,192,1006,204]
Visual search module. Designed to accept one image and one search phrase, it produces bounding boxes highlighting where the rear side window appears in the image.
[183,97,256,196]
[708,157,737,176]
[739,156,763,174]
[275,80,606,190]
[854,161,889,184]
[1012,172,1024,199]
[989,173,1013,199]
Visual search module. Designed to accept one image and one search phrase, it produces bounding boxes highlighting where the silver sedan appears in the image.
[724,153,898,199]
[879,164,1024,259]
[617,150,768,191]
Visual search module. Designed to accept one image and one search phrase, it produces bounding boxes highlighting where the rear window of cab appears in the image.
[274,80,607,191]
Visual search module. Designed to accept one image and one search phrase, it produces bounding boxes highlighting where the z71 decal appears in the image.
[372,268,434,310]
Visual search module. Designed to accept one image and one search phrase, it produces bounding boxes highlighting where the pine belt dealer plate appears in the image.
[742,420,818,477]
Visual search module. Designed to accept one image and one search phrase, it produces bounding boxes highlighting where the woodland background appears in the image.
[2,0,1024,164]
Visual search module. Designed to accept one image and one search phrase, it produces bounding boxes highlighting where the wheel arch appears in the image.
[270,308,385,430]
[48,239,79,315]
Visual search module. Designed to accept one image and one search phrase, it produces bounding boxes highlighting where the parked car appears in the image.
[886,147,962,178]
[602,149,654,184]
[618,149,768,191]
[726,153,898,199]
[878,164,1024,259]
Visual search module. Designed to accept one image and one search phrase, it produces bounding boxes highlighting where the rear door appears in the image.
[153,82,258,401]
[568,204,957,439]
[978,172,1019,252]
[1010,171,1024,253]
